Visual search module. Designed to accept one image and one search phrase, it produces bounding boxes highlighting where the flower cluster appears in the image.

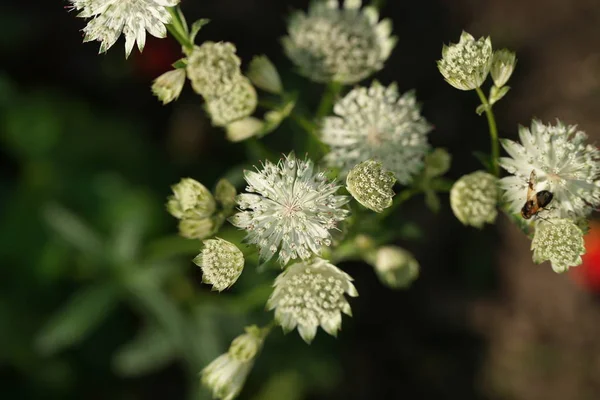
[346,160,396,213]
[267,258,358,343]
[322,81,432,184]
[283,0,396,84]
[450,171,499,229]
[193,238,245,291]
[531,219,586,273]
[437,31,492,91]
[230,153,349,265]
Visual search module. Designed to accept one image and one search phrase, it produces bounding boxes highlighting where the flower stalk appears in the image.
[475,86,500,177]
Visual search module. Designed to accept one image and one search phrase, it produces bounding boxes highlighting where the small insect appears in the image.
[521,170,554,219]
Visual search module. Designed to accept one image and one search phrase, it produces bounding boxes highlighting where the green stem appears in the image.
[316,81,343,119]
[475,87,500,177]
[166,7,194,52]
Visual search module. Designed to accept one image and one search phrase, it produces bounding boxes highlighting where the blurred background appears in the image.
[2,0,600,399]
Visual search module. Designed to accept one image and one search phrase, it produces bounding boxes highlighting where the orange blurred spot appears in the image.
[571,220,600,292]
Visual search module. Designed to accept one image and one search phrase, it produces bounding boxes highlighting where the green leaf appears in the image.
[489,85,510,105]
[36,283,120,355]
[189,19,210,44]
[112,326,177,377]
[171,58,187,69]
[475,104,488,116]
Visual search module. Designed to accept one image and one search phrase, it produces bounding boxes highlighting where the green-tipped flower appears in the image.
[186,42,243,98]
[372,246,419,289]
[531,219,585,273]
[214,179,237,211]
[267,258,358,343]
[450,171,498,228]
[283,0,397,84]
[205,77,257,127]
[490,49,516,88]
[152,69,186,105]
[193,238,244,291]
[226,117,265,142]
[167,178,216,220]
[346,160,396,213]
[437,31,493,91]
[247,55,283,94]
[178,218,214,240]
[201,325,268,400]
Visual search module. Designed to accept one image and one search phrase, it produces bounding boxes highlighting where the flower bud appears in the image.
[152,69,186,105]
[228,325,267,362]
[214,179,237,211]
[490,49,516,88]
[450,171,498,228]
[531,219,585,273]
[373,246,420,289]
[225,117,265,142]
[193,238,244,291]
[167,178,216,220]
[346,160,396,213]
[424,148,451,179]
[437,31,493,91]
[178,218,214,240]
[247,55,283,94]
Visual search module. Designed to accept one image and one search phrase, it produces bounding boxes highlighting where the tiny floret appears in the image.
[68,0,180,57]
[450,171,499,228]
[193,238,245,291]
[230,153,350,265]
[201,325,267,400]
[437,31,493,91]
[205,77,257,127]
[346,160,396,213]
[267,258,358,343]
[247,55,283,94]
[490,49,517,88]
[531,219,585,273]
[186,42,243,98]
[322,81,431,183]
[167,178,216,220]
[373,246,420,289]
[283,0,397,84]
[499,120,600,220]
[152,69,186,105]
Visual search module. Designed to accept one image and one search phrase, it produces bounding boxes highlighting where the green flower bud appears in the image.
[193,238,244,291]
[490,49,516,88]
[346,160,396,213]
[205,77,257,127]
[450,171,498,228]
[167,178,216,220]
[373,246,420,289]
[531,219,585,273]
[152,69,186,105]
[246,55,283,94]
[228,325,267,362]
[225,117,264,142]
[424,148,451,178]
[178,218,214,240]
[214,179,237,211]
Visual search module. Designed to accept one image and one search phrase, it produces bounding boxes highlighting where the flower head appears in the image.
[230,153,350,266]
[450,171,499,228]
[283,0,397,84]
[69,0,180,57]
[372,246,420,289]
[201,325,267,400]
[152,69,186,105]
[205,77,257,127]
[322,81,432,183]
[167,178,216,220]
[267,258,358,343]
[193,238,245,291]
[186,42,243,98]
[490,49,517,88]
[437,31,493,90]
[499,120,600,220]
[346,160,396,213]
[531,219,585,273]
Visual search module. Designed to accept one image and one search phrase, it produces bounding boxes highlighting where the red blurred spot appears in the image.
[571,220,600,292]
[132,36,181,79]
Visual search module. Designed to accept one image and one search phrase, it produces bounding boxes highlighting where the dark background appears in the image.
[2,1,600,399]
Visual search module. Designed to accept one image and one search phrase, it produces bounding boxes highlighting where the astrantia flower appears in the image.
[205,77,257,127]
[69,0,180,57]
[230,153,349,266]
[193,238,245,291]
[166,178,216,220]
[152,69,186,105]
[499,120,600,220]
[266,258,358,343]
[450,171,499,228]
[322,81,432,183]
[531,219,585,273]
[437,31,493,91]
[186,42,243,98]
[346,160,396,213]
[283,0,397,84]
[201,325,267,400]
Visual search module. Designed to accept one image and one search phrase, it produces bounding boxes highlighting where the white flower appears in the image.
[282,0,397,84]
[229,153,349,266]
[193,238,245,291]
[372,246,420,289]
[205,77,257,127]
[186,42,243,98]
[152,69,186,105]
[69,0,180,58]
[499,120,600,220]
[346,160,396,213]
[322,81,432,183]
[166,178,216,220]
[266,258,358,343]
[437,31,493,91]
[531,219,585,273]
[490,49,517,88]
[450,171,499,228]
[201,325,267,400]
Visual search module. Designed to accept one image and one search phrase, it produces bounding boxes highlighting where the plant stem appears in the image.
[166,7,194,52]
[475,87,500,177]
[316,81,343,119]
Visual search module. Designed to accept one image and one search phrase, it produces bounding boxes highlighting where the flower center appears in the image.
[366,126,383,147]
